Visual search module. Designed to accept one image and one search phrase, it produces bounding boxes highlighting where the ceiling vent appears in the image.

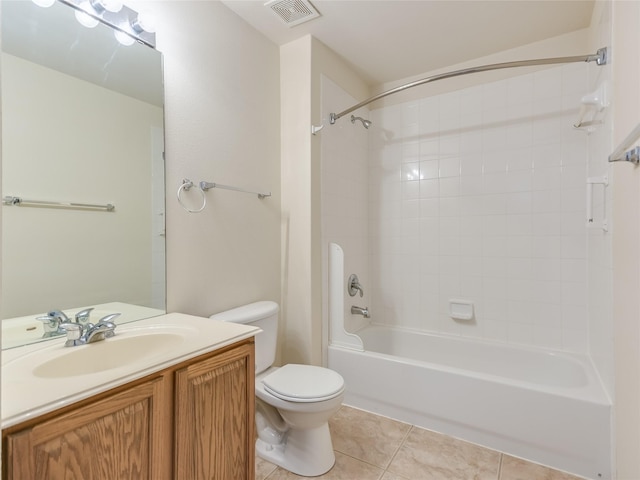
[264,0,320,27]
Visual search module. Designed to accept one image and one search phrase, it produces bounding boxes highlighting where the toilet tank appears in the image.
[210,301,279,374]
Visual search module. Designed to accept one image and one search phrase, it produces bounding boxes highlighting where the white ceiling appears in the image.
[220,0,595,86]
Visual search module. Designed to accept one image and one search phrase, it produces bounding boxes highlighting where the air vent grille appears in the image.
[265,0,320,27]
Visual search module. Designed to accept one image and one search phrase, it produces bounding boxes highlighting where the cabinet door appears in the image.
[174,342,255,480]
[5,376,171,480]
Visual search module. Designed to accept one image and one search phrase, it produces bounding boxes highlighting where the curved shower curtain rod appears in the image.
[329,47,608,125]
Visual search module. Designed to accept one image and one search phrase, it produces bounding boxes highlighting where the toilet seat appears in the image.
[261,364,344,403]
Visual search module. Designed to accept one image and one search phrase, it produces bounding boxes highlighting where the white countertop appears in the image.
[2,313,259,428]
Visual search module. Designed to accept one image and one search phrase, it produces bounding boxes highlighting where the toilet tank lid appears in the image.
[210,301,279,324]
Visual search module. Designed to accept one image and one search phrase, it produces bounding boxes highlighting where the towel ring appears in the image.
[177,179,206,213]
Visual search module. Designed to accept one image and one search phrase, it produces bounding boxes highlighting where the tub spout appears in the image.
[351,305,370,318]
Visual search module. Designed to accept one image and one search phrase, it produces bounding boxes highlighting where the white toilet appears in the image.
[210,301,344,477]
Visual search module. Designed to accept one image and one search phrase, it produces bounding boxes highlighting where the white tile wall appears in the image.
[368,64,592,353]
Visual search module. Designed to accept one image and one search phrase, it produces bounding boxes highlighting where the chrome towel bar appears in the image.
[2,196,115,211]
[199,181,271,199]
[177,178,271,213]
[609,123,640,164]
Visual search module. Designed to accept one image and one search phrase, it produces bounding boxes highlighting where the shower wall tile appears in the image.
[368,64,590,353]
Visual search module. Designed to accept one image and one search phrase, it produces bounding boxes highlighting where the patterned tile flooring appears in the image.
[256,405,583,480]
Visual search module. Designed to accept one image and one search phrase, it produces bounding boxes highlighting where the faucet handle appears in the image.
[74,307,94,324]
[59,323,83,347]
[98,313,121,324]
[48,310,71,323]
[97,313,120,338]
[36,315,59,334]
[348,274,364,298]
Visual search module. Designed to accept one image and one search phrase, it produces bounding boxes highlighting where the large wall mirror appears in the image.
[1,0,165,349]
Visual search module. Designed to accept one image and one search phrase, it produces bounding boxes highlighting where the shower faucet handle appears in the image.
[348,274,364,297]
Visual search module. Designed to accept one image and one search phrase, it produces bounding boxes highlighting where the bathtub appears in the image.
[327,325,611,480]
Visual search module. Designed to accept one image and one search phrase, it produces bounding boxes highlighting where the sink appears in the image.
[2,312,261,428]
[32,333,186,378]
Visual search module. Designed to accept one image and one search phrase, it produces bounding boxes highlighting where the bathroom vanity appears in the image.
[1,314,258,480]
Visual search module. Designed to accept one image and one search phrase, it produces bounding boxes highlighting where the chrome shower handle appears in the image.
[348,274,364,297]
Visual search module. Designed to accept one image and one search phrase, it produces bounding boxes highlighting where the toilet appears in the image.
[210,301,344,477]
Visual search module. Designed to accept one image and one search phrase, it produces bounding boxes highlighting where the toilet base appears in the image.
[256,423,336,477]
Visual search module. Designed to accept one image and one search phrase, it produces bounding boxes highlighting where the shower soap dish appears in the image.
[449,299,474,321]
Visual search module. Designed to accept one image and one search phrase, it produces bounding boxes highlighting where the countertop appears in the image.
[2,313,259,428]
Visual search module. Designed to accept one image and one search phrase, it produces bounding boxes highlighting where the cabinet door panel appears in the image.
[6,377,170,480]
[175,343,255,480]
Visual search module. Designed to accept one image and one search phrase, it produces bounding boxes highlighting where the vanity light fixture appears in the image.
[131,11,157,34]
[89,0,123,13]
[114,29,135,46]
[56,0,157,48]
[32,0,56,8]
[74,8,99,28]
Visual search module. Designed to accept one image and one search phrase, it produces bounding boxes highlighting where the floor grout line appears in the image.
[383,424,414,474]
[333,449,386,472]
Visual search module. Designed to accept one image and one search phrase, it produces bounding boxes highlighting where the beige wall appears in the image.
[135,1,282,319]
[280,36,314,365]
[280,35,369,365]
[611,1,640,477]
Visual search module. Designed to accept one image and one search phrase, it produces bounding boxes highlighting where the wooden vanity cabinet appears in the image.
[4,376,171,480]
[3,339,255,480]
[175,341,255,479]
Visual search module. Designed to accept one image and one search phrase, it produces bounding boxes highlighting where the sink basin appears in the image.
[32,333,185,378]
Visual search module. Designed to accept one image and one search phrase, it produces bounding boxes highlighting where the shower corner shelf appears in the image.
[574,82,609,132]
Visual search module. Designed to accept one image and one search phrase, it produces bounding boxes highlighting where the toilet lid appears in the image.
[261,364,344,403]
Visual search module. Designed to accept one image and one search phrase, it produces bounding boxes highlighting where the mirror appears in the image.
[1,0,165,349]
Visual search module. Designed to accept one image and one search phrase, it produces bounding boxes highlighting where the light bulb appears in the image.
[75,9,99,28]
[90,0,123,13]
[32,0,56,7]
[132,11,156,33]
[114,29,135,46]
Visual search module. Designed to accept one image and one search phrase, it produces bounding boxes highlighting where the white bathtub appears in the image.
[328,325,611,480]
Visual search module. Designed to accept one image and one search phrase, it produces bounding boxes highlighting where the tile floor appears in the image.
[256,405,584,480]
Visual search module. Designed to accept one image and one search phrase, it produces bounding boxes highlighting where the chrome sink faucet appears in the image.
[61,313,120,347]
[36,310,70,337]
[36,308,95,337]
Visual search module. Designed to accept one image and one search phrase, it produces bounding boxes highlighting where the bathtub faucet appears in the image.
[351,305,370,319]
